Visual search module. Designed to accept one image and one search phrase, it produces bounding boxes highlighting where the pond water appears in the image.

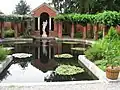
[0,40,97,83]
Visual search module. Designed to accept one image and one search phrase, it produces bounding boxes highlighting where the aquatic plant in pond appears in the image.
[54,54,73,59]
[55,65,84,76]
[71,47,86,51]
[12,53,32,58]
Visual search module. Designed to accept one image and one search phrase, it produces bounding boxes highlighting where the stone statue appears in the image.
[42,20,47,37]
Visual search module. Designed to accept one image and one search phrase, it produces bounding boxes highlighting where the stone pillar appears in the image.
[49,17,51,31]
[1,22,4,38]
[14,23,18,38]
[38,17,40,30]
[58,22,62,38]
[32,17,35,31]
[94,25,98,40]
[103,25,106,38]
[71,23,74,38]
[83,26,87,39]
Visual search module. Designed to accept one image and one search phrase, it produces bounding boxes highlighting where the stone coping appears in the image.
[55,38,94,45]
[78,55,106,80]
[0,38,33,43]
[0,55,13,74]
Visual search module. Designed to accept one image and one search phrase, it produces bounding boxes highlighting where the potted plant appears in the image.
[106,55,120,80]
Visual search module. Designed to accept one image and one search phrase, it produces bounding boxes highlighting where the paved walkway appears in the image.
[0,80,120,90]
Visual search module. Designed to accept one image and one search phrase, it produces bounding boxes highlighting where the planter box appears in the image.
[0,55,13,74]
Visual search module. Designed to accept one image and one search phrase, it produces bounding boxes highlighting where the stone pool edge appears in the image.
[0,55,13,74]
[78,55,120,82]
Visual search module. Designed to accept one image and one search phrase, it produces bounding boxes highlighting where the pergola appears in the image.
[0,14,33,38]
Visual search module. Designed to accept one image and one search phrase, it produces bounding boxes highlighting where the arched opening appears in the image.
[40,12,49,36]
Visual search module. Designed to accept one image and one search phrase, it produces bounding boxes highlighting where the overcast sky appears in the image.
[0,0,51,14]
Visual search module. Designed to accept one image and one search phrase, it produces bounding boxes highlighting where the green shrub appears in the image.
[4,29,15,38]
[85,27,120,61]
[0,46,10,61]
[74,32,83,38]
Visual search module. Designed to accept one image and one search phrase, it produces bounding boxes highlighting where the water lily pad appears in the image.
[55,65,84,75]
[14,42,27,44]
[12,53,32,58]
[71,47,86,51]
[62,42,79,44]
[54,54,73,58]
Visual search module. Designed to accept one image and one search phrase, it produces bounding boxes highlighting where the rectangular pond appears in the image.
[0,40,98,83]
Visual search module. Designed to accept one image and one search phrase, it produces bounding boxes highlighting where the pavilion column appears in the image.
[1,22,4,38]
[94,25,98,40]
[71,23,74,38]
[14,23,18,38]
[38,17,40,30]
[83,26,87,39]
[49,17,51,31]
[54,21,57,37]
[58,22,62,38]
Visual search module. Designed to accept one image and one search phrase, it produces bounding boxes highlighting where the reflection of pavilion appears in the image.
[31,59,57,73]
[32,40,58,72]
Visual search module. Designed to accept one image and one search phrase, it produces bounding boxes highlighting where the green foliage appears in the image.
[0,14,32,22]
[55,65,84,76]
[4,29,15,38]
[85,39,107,61]
[74,32,83,38]
[85,27,120,67]
[0,46,10,61]
[54,11,120,27]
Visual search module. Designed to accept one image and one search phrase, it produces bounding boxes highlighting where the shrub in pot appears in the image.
[104,27,120,80]
[106,55,120,80]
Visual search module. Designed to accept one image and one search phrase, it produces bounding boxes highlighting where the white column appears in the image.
[38,17,40,30]
[49,17,51,30]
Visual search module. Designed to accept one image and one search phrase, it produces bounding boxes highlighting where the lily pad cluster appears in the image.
[55,65,84,75]
[54,54,73,59]
[62,42,79,44]
[12,53,32,58]
[71,47,86,51]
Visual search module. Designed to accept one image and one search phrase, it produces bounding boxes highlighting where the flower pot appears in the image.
[106,66,120,80]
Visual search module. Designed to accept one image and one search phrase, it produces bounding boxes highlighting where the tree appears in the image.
[52,0,120,14]
[13,0,30,15]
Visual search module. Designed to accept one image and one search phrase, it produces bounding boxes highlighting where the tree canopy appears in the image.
[13,0,30,15]
[52,0,120,14]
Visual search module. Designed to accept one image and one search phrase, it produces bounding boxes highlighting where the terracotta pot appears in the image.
[106,66,120,80]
